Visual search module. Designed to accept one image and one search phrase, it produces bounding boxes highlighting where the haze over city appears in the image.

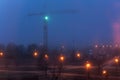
[0,0,120,48]
[1,0,120,80]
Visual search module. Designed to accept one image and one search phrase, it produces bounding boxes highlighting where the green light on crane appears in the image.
[44,16,49,21]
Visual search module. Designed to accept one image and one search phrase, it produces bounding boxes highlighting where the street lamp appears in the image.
[85,61,91,80]
[114,57,119,63]
[59,55,65,62]
[102,70,108,80]
[102,70,107,75]
[44,54,49,60]
[76,52,80,58]
[75,52,81,64]
[44,54,49,77]
[58,55,65,79]
[114,57,119,71]
[85,61,91,70]
[33,51,38,58]
[0,52,3,57]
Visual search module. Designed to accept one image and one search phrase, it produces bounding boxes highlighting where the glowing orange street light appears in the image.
[45,54,49,60]
[59,55,65,62]
[102,70,107,75]
[85,61,91,70]
[114,57,119,71]
[33,51,38,57]
[114,58,119,63]
[102,70,108,79]
[85,61,91,80]
[76,52,80,58]
[0,52,3,57]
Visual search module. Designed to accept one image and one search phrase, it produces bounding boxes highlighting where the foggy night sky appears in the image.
[0,0,119,48]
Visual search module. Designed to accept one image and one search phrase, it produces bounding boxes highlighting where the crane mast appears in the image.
[43,17,48,53]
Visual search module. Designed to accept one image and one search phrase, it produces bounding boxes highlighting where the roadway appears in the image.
[0,65,119,80]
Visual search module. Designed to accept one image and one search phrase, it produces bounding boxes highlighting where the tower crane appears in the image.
[28,10,79,54]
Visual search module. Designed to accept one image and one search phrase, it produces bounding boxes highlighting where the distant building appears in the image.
[112,1,120,45]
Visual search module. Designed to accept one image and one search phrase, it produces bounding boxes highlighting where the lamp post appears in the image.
[102,70,107,75]
[0,52,3,57]
[102,70,108,80]
[76,52,80,58]
[85,61,91,80]
[60,55,64,62]
[114,57,119,72]
[33,51,38,58]
[44,54,49,77]
[44,54,49,60]
[59,55,65,70]
[76,52,81,64]
[58,55,65,80]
